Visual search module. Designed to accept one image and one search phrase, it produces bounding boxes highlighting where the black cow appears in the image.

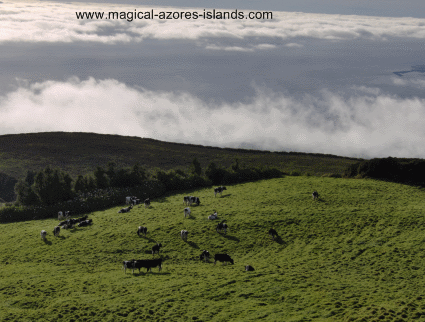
[216,220,228,234]
[122,260,134,273]
[312,191,319,200]
[133,258,163,273]
[144,198,150,208]
[268,228,278,240]
[214,186,227,197]
[53,226,60,237]
[245,265,255,271]
[152,243,162,256]
[137,226,147,237]
[199,250,210,262]
[214,254,234,265]
[118,205,132,213]
[78,219,92,227]
[188,196,200,206]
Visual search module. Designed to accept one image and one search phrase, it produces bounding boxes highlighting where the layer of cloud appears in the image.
[1,0,425,49]
[1,77,425,158]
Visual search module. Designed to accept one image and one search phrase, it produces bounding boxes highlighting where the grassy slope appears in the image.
[1,176,425,321]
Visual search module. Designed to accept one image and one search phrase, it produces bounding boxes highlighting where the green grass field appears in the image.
[1,176,425,321]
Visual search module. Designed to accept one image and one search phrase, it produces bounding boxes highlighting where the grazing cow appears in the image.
[183,196,191,206]
[125,196,132,205]
[133,258,163,273]
[58,211,64,220]
[214,254,234,265]
[312,191,319,200]
[245,265,255,271]
[208,211,218,220]
[122,260,134,274]
[41,230,47,240]
[184,207,191,218]
[216,220,228,234]
[53,226,60,237]
[152,243,162,256]
[62,222,73,229]
[189,196,201,206]
[214,186,227,197]
[268,228,278,241]
[78,219,92,227]
[137,226,147,237]
[75,215,88,223]
[144,198,150,208]
[181,230,189,241]
[199,250,210,262]
[118,205,132,213]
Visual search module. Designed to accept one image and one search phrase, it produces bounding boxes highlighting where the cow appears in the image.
[133,258,163,273]
[137,226,147,237]
[312,191,319,200]
[118,205,132,213]
[208,211,218,220]
[216,220,228,234]
[152,243,162,256]
[214,254,234,265]
[199,250,210,262]
[122,260,134,273]
[53,226,60,237]
[189,196,201,206]
[41,230,47,240]
[181,230,188,241]
[78,219,92,227]
[183,196,191,206]
[75,215,88,223]
[245,265,255,271]
[269,228,278,241]
[64,211,70,218]
[132,198,140,206]
[214,186,227,197]
[184,207,191,218]
[144,198,150,208]
[58,211,64,220]
[125,196,132,205]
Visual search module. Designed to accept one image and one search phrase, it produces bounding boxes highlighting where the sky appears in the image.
[1,0,425,158]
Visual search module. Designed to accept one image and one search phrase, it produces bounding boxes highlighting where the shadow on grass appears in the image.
[43,239,52,245]
[274,236,285,245]
[222,234,240,242]
[134,271,171,276]
[218,194,232,198]
[186,241,199,249]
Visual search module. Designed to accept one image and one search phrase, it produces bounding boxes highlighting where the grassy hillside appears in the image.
[0,132,359,201]
[1,176,425,321]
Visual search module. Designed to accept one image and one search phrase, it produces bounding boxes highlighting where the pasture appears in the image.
[1,176,425,321]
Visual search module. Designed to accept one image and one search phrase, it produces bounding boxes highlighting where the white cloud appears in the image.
[1,0,425,50]
[2,77,425,158]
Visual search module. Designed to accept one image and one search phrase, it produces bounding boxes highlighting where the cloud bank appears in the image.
[1,77,425,159]
[1,0,425,49]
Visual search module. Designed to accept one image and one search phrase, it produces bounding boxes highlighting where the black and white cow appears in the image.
[118,205,132,213]
[122,260,134,273]
[78,219,92,227]
[214,254,234,265]
[189,196,201,206]
[216,220,228,234]
[58,211,64,220]
[144,198,150,208]
[245,265,255,271]
[133,258,163,273]
[268,228,278,241]
[208,211,218,220]
[199,250,210,262]
[181,230,189,241]
[312,191,319,200]
[53,226,60,237]
[184,207,191,218]
[41,230,47,240]
[214,186,227,197]
[137,226,147,237]
[183,196,190,206]
[152,243,162,256]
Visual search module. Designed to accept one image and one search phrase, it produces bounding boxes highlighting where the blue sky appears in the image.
[1,0,425,158]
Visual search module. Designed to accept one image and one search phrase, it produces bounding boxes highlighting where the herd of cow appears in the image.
[40,185,320,274]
